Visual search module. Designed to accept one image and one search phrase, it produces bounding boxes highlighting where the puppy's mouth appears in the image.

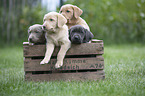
[48,28,54,32]
[28,38,34,43]
[28,38,38,43]
[42,26,51,32]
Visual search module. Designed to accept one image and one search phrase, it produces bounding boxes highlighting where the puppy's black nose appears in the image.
[42,26,46,30]
[74,35,79,40]
[29,38,33,42]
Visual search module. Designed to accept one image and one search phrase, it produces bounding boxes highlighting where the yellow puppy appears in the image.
[59,4,90,31]
[40,12,71,68]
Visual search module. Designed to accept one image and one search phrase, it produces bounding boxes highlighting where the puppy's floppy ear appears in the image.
[68,28,72,40]
[57,14,67,28]
[59,7,63,13]
[73,6,83,19]
[83,29,94,43]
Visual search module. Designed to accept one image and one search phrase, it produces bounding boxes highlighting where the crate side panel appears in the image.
[24,57,104,71]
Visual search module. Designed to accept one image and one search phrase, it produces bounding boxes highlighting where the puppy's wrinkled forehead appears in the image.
[28,24,42,33]
[71,25,85,32]
[43,12,57,21]
[61,5,73,11]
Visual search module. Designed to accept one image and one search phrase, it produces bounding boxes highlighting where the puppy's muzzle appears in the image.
[42,25,54,32]
[72,35,82,44]
[74,35,79,40]
[28,38,33,43]
[42,25,46,30]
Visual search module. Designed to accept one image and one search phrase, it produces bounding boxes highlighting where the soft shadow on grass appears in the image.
[0,44,145,96]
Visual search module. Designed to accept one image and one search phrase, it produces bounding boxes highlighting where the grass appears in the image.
[0,44,145,96]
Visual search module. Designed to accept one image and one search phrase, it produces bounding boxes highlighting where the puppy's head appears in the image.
[69,25,94,44]
[59,4,83,23]
[69,25,85,44]
[28,24,46,44]
[42,12,67,33]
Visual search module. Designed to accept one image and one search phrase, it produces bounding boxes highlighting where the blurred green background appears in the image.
[0,0,145,46]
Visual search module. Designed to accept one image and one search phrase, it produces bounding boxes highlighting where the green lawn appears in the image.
[0,44,145,96]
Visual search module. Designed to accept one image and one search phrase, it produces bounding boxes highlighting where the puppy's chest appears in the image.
[47,35,64,46]
[67,24,76,29]
[53,39,64,46]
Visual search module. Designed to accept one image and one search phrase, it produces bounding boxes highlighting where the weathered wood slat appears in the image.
[23,41,104,57]
[25,70,105,81]
[24,57,104,71]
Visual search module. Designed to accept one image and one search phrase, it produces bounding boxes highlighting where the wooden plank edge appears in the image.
[25,70,105,81]
[23,39,103,45]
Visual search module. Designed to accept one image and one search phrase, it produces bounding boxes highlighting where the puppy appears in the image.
[59,4,90,31]
[40,12,71,68]
[69,25,94,44]
[28,24,46,44]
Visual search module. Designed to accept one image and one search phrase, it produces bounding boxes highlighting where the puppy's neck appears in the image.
[67,17,79,24]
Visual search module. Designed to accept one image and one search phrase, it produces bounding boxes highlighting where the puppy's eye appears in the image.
[50,19,54,21]
[66,10,70,13]
[35,31,39,33]
[60,11,62,13]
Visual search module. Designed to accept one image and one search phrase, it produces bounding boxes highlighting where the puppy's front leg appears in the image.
[55,42,71,68]
[40,43,54,64]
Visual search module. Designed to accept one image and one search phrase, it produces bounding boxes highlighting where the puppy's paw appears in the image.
[55,62,63,68]
[40,59,49,65]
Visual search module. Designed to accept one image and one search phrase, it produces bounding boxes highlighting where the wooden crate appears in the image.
[23,39,105,81]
